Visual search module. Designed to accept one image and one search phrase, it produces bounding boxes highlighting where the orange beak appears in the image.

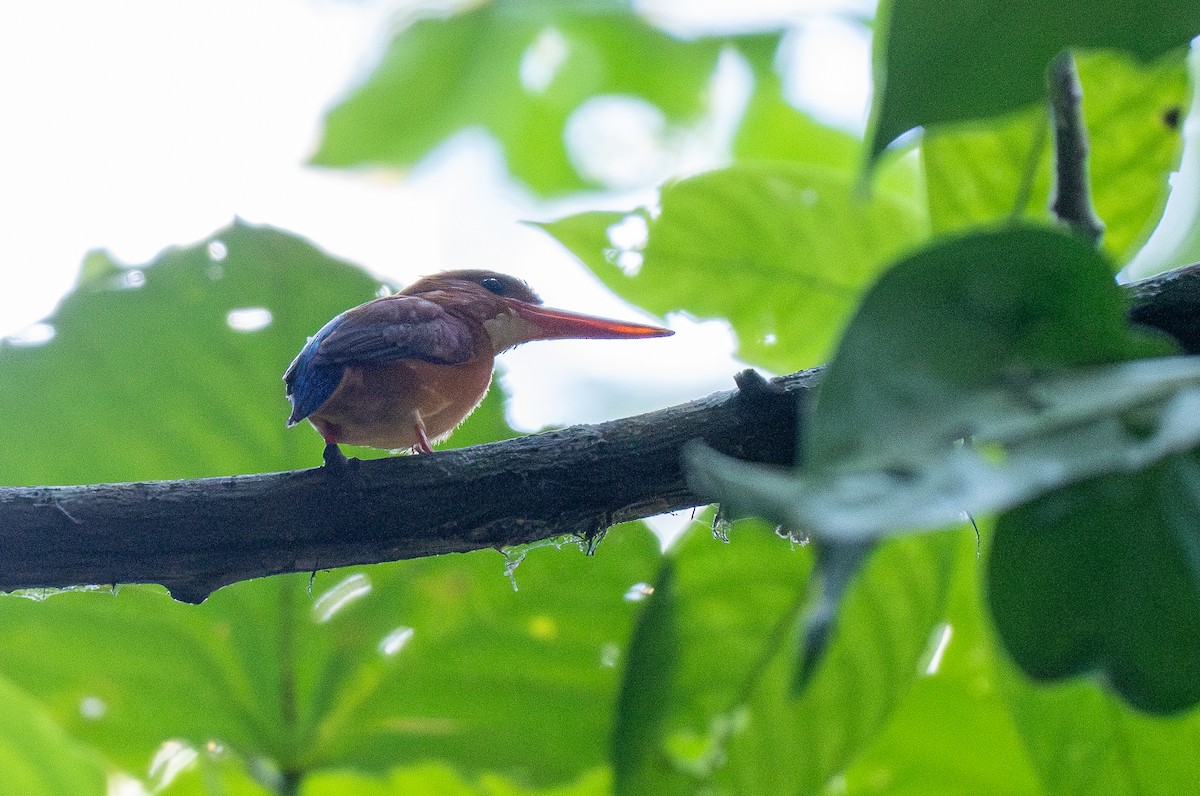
[511,301,673,341]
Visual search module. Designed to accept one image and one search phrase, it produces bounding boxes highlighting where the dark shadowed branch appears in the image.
[1047,50,1105,246]
[1,263,1199,602]
[0,369,811,603]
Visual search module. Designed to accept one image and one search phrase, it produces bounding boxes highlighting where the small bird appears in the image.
[284,269,673,458]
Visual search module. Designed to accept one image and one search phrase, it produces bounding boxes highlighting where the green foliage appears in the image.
[609,522,955,795]
[8,0,1200,792]
[313,0,755,195]
[923,51,1189,264]
[0,676,107,796]
[869,0,1200,161]
[684,227,1200,711]
[990,458,1200,713]
[539,162,927,372]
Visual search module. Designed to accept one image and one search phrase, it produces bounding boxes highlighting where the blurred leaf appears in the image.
[839,534,1043,796]
[302,763,609,795]
[794,540,876,690]
[0,676,107,796]
[716,533,957,795]
[999,674,1200,795]
[687,355,1200,541]
[844,531,1200,794]
[922,50,1188,265]
[1123,45,1200,278]
[685,228,1180,539]
[538,162,928,372]
[733,45,924,200]
[806,227,1163,465]
[157,745,273,795]
[868,0,1200,161]
[606,520,954,794]
[682,226,1200,713]
[611,560,679,796]
[0,221,515,485]
[733,73,861,171]
[0,222,379,483]
[0,528,660,784]
[608,521,810,792]
[989,456,1200,713]
[313,1,749,194]
[839,676,1042,796]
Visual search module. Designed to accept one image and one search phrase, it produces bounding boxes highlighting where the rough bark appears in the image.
[0,369,811,603]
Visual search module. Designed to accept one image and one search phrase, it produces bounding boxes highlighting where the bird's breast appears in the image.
[307,353,495,449]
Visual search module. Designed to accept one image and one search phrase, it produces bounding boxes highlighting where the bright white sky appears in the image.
[0,0,874,431]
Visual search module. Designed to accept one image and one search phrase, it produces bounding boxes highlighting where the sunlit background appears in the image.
[0,0,874,436]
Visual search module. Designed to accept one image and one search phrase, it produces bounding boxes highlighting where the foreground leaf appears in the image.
[685,226,1200,711]
[990,456,1200,713]
[687,355,1200,540]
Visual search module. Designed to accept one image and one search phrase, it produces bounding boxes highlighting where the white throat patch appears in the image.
[483,309,541,352]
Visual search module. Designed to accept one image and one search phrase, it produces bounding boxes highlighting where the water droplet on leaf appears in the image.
[311,573,372,623]
[226,307,273,332]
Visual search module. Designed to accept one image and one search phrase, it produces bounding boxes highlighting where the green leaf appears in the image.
[685,227,1181,540]
[839,533,1044,796]
[611,560,680,796]
[680,226,1200,713]
[0,222,378,483]
[807,227,1162,465]
[1001,674,1200,796]
[302,763,610,795]
[0,676,107,796]
[922,50,1189,265]
[312,1,739,195]
[0,527,661,784]
[989,455,1200,713]
[844,515,1200,793]
[1125,44,1200,278]
[605,520,954,794]
[687,355,1200,540]
[716,533,957,795]
[538,162,928,372]
[0,221,515,485]
[732,43,924,200]
[868,0,1200,162]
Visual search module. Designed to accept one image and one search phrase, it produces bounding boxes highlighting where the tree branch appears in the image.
[0,368,810,603]
[1048,50,1105,246]
[3,262,1200,603]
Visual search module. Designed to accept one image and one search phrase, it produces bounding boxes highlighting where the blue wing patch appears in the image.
[284,314,347,426]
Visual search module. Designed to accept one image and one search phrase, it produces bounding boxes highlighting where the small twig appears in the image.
[1047,50,1104,247]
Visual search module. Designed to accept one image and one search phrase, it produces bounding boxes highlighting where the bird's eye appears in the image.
[481,277,506,295]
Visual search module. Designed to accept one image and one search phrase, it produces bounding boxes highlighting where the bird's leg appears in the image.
[323,442,349,470]
[413,421,434,454]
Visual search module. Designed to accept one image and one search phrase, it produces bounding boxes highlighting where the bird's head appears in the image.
[403,269,673,352]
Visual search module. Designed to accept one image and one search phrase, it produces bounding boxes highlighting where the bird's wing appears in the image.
[283,295,477,425]
[313,295,477,367]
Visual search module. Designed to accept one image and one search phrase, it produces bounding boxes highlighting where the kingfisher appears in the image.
[284,269,673,459]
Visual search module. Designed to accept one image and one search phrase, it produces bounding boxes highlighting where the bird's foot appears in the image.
[323,442,352,471]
